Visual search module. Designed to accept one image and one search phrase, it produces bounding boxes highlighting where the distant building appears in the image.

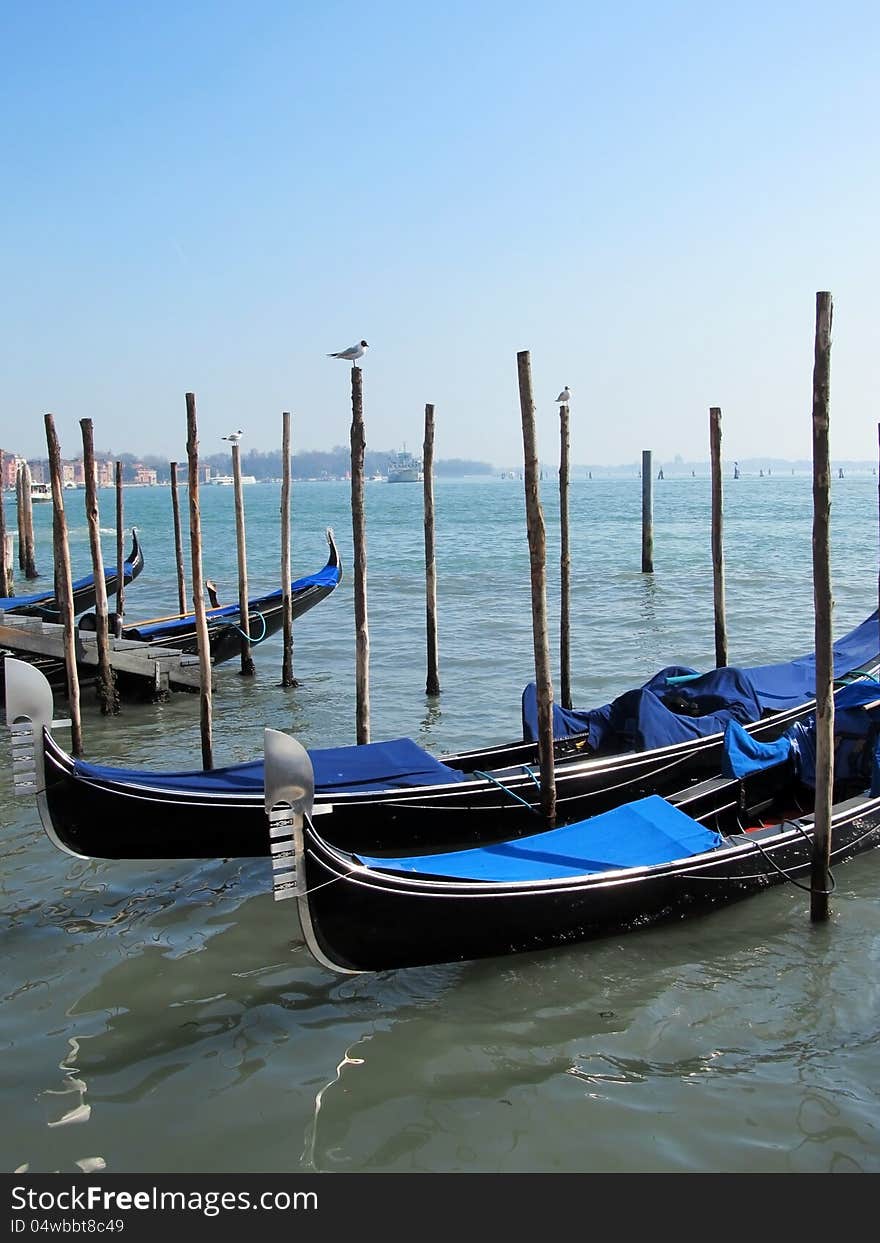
[134,464,158,486]
[1,452,17,489]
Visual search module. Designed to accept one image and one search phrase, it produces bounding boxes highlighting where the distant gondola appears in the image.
[263,683,880,972]
[4,608,880,861]
[0,530,144,619]
[77,527,341,664]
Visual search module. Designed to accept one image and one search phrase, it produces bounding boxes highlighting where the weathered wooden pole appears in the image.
[186,393,214,769]
[423,402,440,697]
[231,440,255,676]
[280,412,296,687]
[641,450,654,573]
[169,461,187,615]
[114,462,124,637]
[350,365,370,744]
[0,450,10,597]
[44,415,83,756]
[17,460,38,579]
[810,292,834,923]
[80,420,118,714]
[559,401,572,709]
[517,350,556,827]
[709,407,728,668]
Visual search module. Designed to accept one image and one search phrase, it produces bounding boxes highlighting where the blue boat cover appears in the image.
[0,559,137,612]
[129,562,341,638]
[73,736,465,794]
[355,794,722,882]
[785,678,880,788]
[721,720,794,778]
[522,610,880,750]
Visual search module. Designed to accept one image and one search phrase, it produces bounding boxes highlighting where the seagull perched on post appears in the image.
[556,386,571,404]
[222,429,243,444]
[327,340,369,366]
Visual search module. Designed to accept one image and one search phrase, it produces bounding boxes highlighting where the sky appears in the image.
[2,0,879,469]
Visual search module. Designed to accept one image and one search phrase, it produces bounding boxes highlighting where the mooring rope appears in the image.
[735,818,836,896]
[232,610,268,644]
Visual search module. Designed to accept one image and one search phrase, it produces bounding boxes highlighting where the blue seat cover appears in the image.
[356,795,722,882]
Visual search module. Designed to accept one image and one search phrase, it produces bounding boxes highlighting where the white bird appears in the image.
[222,430,243,444]
[556,386,571,404]
[327,340,369,365]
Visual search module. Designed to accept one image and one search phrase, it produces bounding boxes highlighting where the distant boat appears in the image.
[207,474,257,486]
[30,482,52,503]
[387,449,423,483]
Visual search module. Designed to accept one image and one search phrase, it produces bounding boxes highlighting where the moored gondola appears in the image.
[77,527,341,664]
[4,608,880,861]
[263,686,880,973]
[0,530,144,619]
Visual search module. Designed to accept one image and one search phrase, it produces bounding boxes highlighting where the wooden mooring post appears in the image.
[0,449,10,598]
[280,411,296,687]
[559,399,572,709]
[231,440,255,676]
[115,462,124,637]
[186,393,214,769]
[169,461,187,615]
[810,291,834,923]
[81,419,119,714]
[517,350,556,827]
[709,407,728,667]
[17,460,38,580]
[423,402,440,697]
[350,365,370,743]
[44,414,83,756]
[641,449,654,573]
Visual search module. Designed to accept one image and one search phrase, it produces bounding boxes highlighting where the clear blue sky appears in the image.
[3,0,878,468]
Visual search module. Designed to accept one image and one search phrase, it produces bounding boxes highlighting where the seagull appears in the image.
[222,430,243,444]
[328,340,369,365]
[556,386,571,404]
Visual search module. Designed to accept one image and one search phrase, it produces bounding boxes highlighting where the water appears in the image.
[2,474,880,1173]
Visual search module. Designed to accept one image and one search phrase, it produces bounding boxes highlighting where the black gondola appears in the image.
[0,530,144,619]
[262,684,880,973]
[77,528,341,664]
[4,609,880,861]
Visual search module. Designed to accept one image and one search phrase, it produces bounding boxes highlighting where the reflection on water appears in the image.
[2,478,880,1172]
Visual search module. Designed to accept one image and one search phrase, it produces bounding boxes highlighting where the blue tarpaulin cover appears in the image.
[785,678,880,788]
[522,610,880,750]
[356,794,722,882]
[721,720,794,778]
[74,736,465,794]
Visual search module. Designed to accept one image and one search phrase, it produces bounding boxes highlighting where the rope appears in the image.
[232,610,268,644]
[471,769,541,814]
[736,818,836,896]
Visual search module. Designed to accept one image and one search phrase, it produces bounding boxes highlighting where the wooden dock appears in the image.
[0,612,205,695]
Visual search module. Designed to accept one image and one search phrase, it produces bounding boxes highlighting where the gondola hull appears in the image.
[0,530,144,619]
[296,795,880,973]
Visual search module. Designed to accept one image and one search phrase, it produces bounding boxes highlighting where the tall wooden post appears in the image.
[0,450,10,598]
[44,415,83,757]
[810,292,834,922]
[186,393,214,769]
[280,411,296,687]
[517,350,556,827]
[169,461,187,615]
[709,407,728,667]
[80,420,118,714]
[559,401,572,709]
[350,365,370,744]
[17,460,38,579]
[114,462,124,637]
[231,441,255,676]
[641,450,654,573]
[423,402,440,696]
